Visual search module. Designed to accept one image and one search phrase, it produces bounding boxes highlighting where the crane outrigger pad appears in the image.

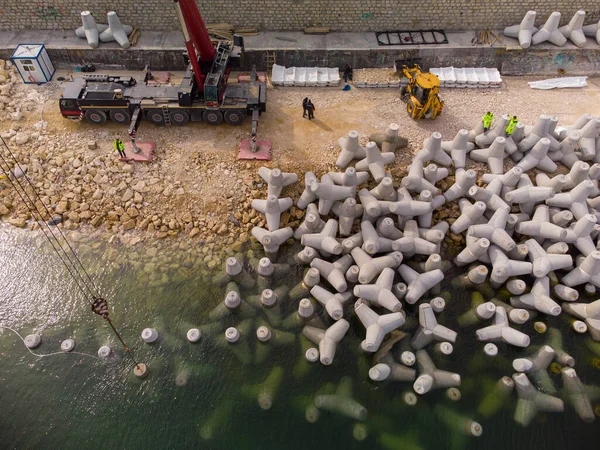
[122,142,155,162]
[238,139,271,160]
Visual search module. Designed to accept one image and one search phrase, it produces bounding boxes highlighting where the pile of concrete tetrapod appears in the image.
[504,10,599,49]
[40,114,596,439]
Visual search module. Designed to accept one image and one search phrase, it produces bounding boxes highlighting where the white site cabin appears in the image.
[10,44,55,84]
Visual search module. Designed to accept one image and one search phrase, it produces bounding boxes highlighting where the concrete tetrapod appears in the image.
[351,247,403,284]
[562,299,600,340]
[516,138,556,173]
[310,285,352,320]
[392,220,437,257]
[546,179,595,220]
[535,172,567,192]
[423,164,449,185]
[368,123,409,153]
[311,174,354,215]
[330,198,363,236]
[469,137,507,174]
[401,159,440,195]
[398,265,445,305]
[354,300,405,352]
[294,203,326,239]
[369,358,416,382]
[548,131,581,168]
[441,129,473,169]
[258,167,298,198]
[370,176,397,201]
[329,167,370,195]
[415,132,453,166]
[510,277,562,316]
[531,12,567,46]
[444,169,477,202]
[252,194,293,231]
[525,239,572,278]
[559,10,587,48]
[355,141,395,182]
[481,166,523,189]
[434,404,483,438]
[562,368,595,423]
[75,11,108,48]
[457,298,496,327]
[504,10,537,48]
[475,115,509,147]
[301,219,342,256]
[411,303,457,349]
[302,319,350,366]
[512,345,557,394]
[413,349,461,395]
[251,227,293,259]
[477,376,515,418]
[512,373,564,427]
[297,172,318,209]
[518,115,552,150]
[488,245,533,287]
[361,220,394,255]
[476,306,531,347]
[583,18,600,45]
[515,205,568,241]
[563,160,591,190]
[336,130,367,168]
[310,255,352,292]
[376,217,403,240]
[451,200,487,234]
[315,377,368,420]
[353,267,403,312]
[358,188,389,219]
[468,208,516,252]
[241,366,284,410]
[99,11,133,48]
[468,179,510,212]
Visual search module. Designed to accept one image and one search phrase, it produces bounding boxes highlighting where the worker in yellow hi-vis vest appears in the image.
[114,138,126,158]
[482,111,494,133]
[505,115,518,135]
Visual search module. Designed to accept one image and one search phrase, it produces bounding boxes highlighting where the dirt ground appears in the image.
[2,67,600,264]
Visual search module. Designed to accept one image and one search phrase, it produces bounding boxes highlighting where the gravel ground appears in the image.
[1,64,600,265]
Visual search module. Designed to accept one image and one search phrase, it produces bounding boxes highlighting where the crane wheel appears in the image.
[109,110,131,124]
[406,100,416,119]
[224,110,244,126]
[170,111,190,125]
[147,111,165,126]
[203,110,223,125]
[85,110,107,125]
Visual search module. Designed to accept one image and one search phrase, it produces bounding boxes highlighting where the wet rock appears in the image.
[47,215,62,225]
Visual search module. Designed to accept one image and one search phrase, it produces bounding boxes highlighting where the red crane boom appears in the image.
[173,0,217,92]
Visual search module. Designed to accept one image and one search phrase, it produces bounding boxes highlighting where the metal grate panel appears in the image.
[376,30,449,46]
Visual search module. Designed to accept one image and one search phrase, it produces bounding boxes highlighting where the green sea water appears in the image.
[1,225,599,450]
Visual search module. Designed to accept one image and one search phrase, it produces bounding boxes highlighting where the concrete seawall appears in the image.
[1,30,599,76]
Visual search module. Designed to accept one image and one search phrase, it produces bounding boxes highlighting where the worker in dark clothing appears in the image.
[343,65,353,83]
[114,138,126,158]
[482,111,494,133]
[306,99,315,120]
[506,115,519,135]
[302,97,309,118]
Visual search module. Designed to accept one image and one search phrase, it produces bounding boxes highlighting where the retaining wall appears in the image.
[1,1,599,33]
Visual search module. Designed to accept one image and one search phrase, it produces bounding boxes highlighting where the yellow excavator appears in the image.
[400,65,444,120]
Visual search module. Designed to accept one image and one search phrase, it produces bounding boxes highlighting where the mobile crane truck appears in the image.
[59,0,267,150]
